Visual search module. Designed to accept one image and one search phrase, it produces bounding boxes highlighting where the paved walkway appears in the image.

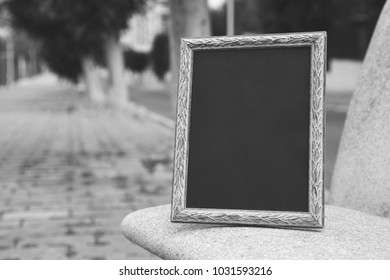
[0,76,174,259]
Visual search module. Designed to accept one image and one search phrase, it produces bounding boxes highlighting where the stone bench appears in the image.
[121,204,390,259]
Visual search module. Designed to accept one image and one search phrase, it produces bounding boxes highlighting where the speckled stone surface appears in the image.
[330,1,390,217]
[121,204,390,259]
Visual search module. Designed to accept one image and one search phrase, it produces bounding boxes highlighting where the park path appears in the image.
[0,75,174,259]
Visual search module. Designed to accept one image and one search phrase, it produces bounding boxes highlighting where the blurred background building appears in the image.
[0,2,40,86]
[121,0,169,52]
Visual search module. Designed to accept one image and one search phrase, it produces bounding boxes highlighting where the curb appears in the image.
[125,101,175,130]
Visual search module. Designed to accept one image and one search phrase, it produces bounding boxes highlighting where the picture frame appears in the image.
[171,32,326,228]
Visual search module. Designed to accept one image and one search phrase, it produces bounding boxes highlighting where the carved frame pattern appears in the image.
[171,32,326,228]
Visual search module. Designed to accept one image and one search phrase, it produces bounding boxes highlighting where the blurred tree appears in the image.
[0,38,4,53]
[260,0,330,33]
[0,38,5,85]
[168,0,210,113]
[151,32,169,80]
[40,36,82,83]
[124,48,149,74]
[329,0,386,59]
[239,0,385,60]
[219,0,332,67]
[6,0,145,105]
[235,0,264,35]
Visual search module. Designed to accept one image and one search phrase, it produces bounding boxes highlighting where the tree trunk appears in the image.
[6,33,15,85]
[81,56,106,103]
[168,0,211,114]
[105,35,128,107]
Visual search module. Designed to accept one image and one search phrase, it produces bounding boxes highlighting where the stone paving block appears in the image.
[72,233,156,260]
[1,247,68,260]
[0,220,20,230]
[2,210,69,221]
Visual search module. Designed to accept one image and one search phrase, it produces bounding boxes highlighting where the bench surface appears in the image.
[121,204,390,259]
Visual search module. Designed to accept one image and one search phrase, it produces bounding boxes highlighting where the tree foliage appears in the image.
[151,32,169,80]
[329,0,386,23]
[40,36,82,82]
[124,49,149,73]
[210,0,387,61]
[6,0,145,81]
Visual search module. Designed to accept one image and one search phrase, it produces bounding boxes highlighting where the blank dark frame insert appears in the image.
[171,32,326,228]
[186,47,311,212]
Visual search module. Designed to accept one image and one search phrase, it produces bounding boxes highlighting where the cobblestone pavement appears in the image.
[0,79,174,259]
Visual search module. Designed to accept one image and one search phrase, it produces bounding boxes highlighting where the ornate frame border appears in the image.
[171,32,326,228]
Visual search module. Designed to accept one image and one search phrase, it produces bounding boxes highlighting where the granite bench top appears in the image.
[121,204,390,259]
